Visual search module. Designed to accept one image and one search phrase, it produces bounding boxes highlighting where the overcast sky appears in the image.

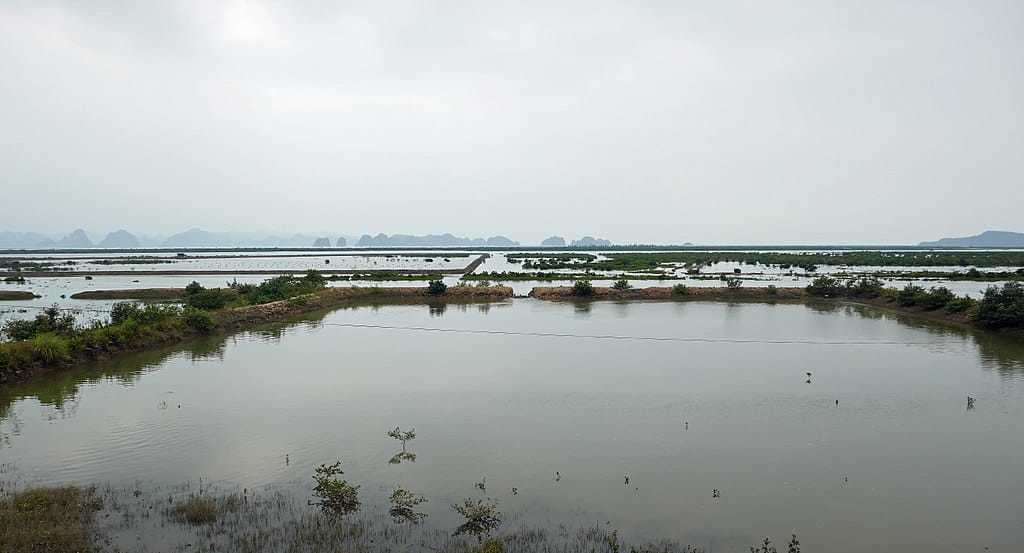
[1,1,1021,244]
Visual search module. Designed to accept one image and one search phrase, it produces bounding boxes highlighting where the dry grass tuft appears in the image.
[0,486,102,553]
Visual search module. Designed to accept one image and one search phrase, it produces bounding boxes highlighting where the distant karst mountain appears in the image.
[311,237,332,248]
[919,230,1024,248]
[541,236,566,246]
[354,233,519,247]
[98,229,140,248]
[162,228,222,248]
[570,236,612,247]
[335,237,347,247]
[57,229,93,248]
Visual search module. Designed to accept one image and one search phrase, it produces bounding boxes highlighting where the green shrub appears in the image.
[766,285,778,295]
[183,309,214,333]
[427,280,447,295]
[452,498,502,542]
[184,281,204,295]
[897,284,925,307]
[917,286,956,310]
[312,462,360,516]
[185,289,234,310]
[1,305,76,341]
[975,282,1024,329]
[944,297,975,314]
[672,284,690,296]
[806,276,842,297]
[110,302,141,324]
[572,280,594,297]
[611,279,631,291]
[725,277,742,289]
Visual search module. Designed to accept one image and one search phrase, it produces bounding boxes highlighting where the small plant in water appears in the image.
[311,461,360,516]
[672,283,690,296]
[452,497,502,542]
[389,486,428,524]
[387,426,416,451]
[611,279,631,291]
[427,280,447,294]
[725,277,743,289]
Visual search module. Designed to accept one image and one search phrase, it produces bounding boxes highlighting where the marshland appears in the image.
[2,247,1024,552]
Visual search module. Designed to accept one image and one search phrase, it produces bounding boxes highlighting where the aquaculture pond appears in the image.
[2,300,1023,552]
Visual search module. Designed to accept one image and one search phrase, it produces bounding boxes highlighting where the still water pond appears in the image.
[2,300,1024,551]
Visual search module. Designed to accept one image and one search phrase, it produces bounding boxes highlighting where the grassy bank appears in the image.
[0,275,512,383]
[0,291,38,301]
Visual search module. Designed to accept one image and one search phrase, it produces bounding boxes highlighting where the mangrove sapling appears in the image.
[611,279,631,291]
[672,284,690,296]
[388,487,428,524]
[387,426,416,451]
[451,497,502,542]
[428,280,448,295]
[725,277,742,289]
[572,280,594,297]
[311,461,361,516]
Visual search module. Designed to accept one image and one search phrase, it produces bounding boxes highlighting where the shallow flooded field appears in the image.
[2,299,1023,551]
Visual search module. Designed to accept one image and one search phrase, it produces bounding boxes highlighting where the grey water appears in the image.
[2,299,1023,552]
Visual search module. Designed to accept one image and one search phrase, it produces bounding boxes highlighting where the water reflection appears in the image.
[2,298,1024,551]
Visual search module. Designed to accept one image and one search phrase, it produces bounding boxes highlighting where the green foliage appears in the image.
[452,498,502,542]
[766,285,778,295]
[672,283,690,296]
[975,282,1024,329]
[311,461,361,516]
[387,426,416,448]
[611,279,631,291]
[186,288,237,310]
[228,275,326,305]
[572,280,594,297]
[807,276,884,298]
[1,305,76,341]
[725,277,742,289]
[183,308,215,333]
[388,487,428,524]
[185,281,204,295]
[428,280,448,295]
[806,276,843,297]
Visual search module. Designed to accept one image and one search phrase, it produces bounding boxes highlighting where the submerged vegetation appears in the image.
[311,462,361,517]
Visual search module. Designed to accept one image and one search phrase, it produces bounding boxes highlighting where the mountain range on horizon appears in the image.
[6,228,1020,250]
[0,228,618,249]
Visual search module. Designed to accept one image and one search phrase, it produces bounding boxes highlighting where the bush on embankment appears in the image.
[806,276,1024,329]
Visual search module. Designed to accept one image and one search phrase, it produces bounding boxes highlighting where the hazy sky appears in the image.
[2,1,1021,244]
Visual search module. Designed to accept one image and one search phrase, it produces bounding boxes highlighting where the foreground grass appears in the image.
[0,481,726,553]
[0,486,102,553]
